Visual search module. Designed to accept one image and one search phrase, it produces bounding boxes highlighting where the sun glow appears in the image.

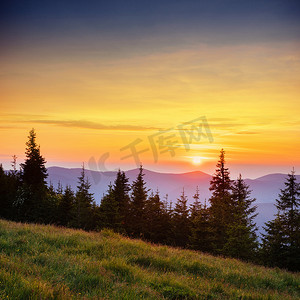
[192,156,202,165]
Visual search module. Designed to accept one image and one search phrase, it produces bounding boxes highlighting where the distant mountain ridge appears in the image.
[47,167,211,204]
[47,166,299,204]
[47,167,299,235]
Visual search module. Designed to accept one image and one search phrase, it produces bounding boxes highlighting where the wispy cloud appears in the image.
[0,113,50,119]
[0,126,25,130]
[235,131,260,135]
[23,119,160,131]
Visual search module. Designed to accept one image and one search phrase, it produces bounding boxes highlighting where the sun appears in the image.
[192,156,202,165]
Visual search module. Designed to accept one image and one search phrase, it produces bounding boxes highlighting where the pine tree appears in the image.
[21,129,48,187]
[56,181,64,196]
[261,213,286,268]
[44,182,60,224]
[189,199,212,252]
[261,170,300,271]
[98,170,130,233]
[160,194,174,245]
[128,165,148,237]
[58,185,75,227]
[189,187,212,252]
[11,155,18,177]
[0,158,21,220]
[223,174,258,260]
[144,190,169,244]
[172,189,190,247]
[190,187,202,221]
[99,184,121,230]
[112,170,130,232]
[18,129,48,222]
[74,165,95,230]
[209,149,233,254]
[7,155,21,220]
[0,164,10,219]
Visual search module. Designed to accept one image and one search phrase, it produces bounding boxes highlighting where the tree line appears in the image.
[0,129,299,271]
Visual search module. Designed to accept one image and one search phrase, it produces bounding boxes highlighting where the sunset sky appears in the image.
[1,0,300,178]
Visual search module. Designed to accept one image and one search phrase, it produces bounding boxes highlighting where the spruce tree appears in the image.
[144,190,169,244]
[223,174,258,260]
[58,185,75,227]
[172,189,190,247]
[21,129,48,187]
[44,182,60,224]
[74,165,95,230]
[261,170,300,271]
[11,155,18,177]
[7,156,21,220]
[190,187,202,220]
[0,164,10,219]
[128,165,148,237]
[189,187,212,252]
[261,213,286,268]
[189,199,212,252]
[99,184,120,230]
[160,194,174,245]
[0,161,20,220]
[112,170,130,232]
[209,149,233,254]
[18,129,48,222]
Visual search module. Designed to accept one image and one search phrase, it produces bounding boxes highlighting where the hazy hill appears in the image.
[0,219,299,299]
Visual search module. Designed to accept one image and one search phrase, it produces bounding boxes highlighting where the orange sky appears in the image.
[1,2,300,178]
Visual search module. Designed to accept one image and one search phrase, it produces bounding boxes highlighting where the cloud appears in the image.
[236,131,260,135]
[0,126,25,130]
[208,117,238,122]
[23,119,161,131]
[0,113,50,119]
[208,123,245,129]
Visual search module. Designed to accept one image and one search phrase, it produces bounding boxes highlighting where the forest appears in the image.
[0,129,299,272]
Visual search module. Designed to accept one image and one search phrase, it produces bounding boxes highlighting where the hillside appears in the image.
[0,219,299,299]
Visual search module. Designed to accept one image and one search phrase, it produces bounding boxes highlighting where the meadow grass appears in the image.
[0,219,299,299]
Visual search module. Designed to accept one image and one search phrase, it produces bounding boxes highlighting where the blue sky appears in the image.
[2,0,300,48]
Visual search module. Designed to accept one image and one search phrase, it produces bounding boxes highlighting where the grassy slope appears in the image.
[0,219,299,300]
